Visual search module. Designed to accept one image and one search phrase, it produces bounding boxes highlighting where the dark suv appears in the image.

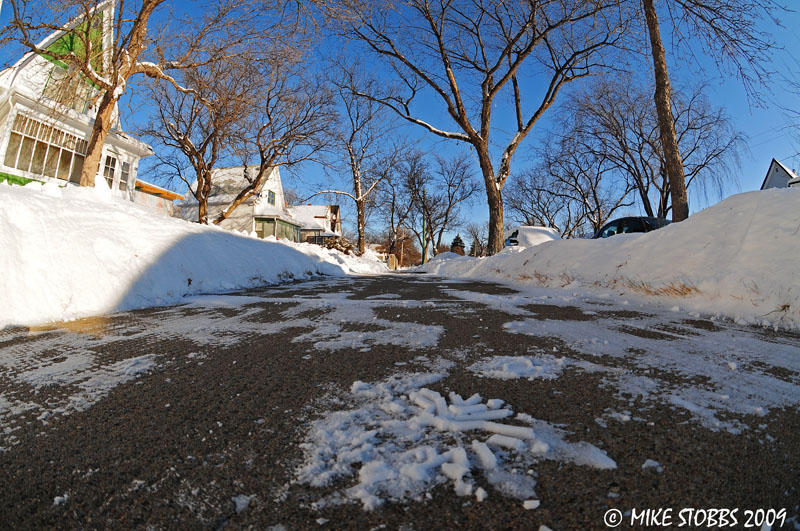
[592,216,671,239]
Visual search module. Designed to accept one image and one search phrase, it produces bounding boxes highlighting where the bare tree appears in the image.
[465,222,488,257]
[311,66,400,255]
[141,56,256,224]
[507,139,635,237]
[376,150,420,260]
[212,63,333,225]
[377,227,420,267]
[508,75,741,236]
[3,0,255,186]
[406,152,479,261]
[428,153,480,254]
[565,76,741,218]
[636,0,785,222]
[329,0,626,254]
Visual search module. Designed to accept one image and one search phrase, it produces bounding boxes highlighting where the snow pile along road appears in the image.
[422,189,800,329]
[0,181,387,328]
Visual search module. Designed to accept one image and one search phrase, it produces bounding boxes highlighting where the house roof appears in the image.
[760,158,800,190]
[183,166,279,200]
[135,180,183,201]
[290,205,330,229]
[289,205,339,233]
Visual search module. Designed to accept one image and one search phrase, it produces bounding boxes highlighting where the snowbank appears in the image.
[0,181,386,327]
[423,189,800,329]
[504,225,561,248]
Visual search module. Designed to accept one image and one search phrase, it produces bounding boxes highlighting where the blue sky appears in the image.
[288,5,800,239]
[2,1,798,240]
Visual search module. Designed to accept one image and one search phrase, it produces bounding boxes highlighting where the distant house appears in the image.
[288,204,342,244]
[0,1,177,212]
[761,159,800,189]
[176,165,302,241]
[176,166,343,244]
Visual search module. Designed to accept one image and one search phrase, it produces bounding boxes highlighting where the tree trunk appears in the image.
[197,175,211,224]
[473,143,505,255]
[356,198,366,256]
[642,0,689,222]
[476,148,504,255]
[80,90,118,187]
[198,200,208,225]
[486,187,504,255]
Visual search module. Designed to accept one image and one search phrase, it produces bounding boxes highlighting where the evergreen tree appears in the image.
[451,234,466,255]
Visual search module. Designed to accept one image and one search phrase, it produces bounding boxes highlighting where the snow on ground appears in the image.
[295,360,615,511]
[0,282,455,449]
[467,354,569,380]
[453,289,800,434]
[422,189,800,330]
[0,181,386,328]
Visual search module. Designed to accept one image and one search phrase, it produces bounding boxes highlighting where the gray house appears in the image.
[761,159,800,189]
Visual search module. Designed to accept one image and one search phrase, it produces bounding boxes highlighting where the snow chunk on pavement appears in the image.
[295,369,616,511]
[642,459,664,473]
[523,499,541,510]
[469,355,568,380]
[53,493,69,506]
[232,494,254,513]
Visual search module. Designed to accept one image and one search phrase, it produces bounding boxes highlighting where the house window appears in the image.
[42,64,94,114]
[119,161,130,191]
[254,217,275,239]
[267,190,276,205]
[3,114,86,183]
[103,156,117,188]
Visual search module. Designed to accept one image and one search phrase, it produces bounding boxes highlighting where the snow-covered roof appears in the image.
[760,158,800,190]
[289,205,335,231]
[774,159,799,180]
[181,166,280,205]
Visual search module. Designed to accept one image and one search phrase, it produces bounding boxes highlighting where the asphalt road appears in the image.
[0,274,798,530]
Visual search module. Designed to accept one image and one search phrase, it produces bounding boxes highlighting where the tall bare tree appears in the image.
[636,0,785,221]
[312,66,400,255]
[142,56,256,224]
[406,152,479,261]
[565,76,741,218]
[508,75,741,235]
[329,0,626,254]
[376,150,421,260]
[507,140,635,237]
[3,0,255,187]
[212,64,333,225]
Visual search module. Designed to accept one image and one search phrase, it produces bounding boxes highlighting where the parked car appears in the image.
[504,226,561,248]
[592,216,671,239]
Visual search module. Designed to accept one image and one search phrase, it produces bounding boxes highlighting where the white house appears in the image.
[176,166,302,240]
[0,1,178,212]
[288,204,342,244]
[761,158,800,190]
[177,165,343,243]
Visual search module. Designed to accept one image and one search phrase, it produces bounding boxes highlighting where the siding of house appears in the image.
[761,159,799,190]
[0,10,151,200]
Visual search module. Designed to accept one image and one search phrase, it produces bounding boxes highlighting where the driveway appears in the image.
[1,274,798,529]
